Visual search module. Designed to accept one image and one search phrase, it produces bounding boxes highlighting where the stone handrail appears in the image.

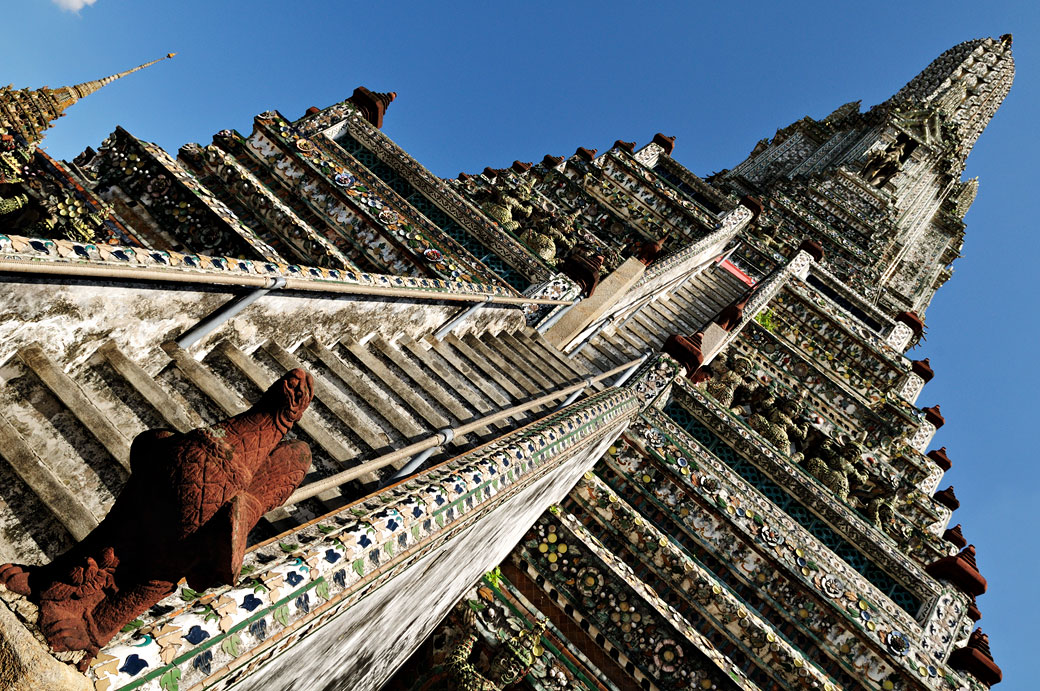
[636,204,752,287]
[697,247,814,368]
[0,234,573,307]
[552,205,753,352]
[277,354,649,507]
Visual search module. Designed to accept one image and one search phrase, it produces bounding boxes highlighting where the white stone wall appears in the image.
[0,278,525,375]
[237,429,624,691]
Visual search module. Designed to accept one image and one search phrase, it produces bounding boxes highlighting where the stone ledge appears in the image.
[0,594,91,691]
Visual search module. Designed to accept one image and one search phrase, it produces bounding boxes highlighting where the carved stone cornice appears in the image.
[673,383,940,607]
[630,408,974,687]
[310,107,554,285]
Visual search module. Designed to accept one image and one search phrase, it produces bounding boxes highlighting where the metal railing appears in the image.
[279,354,648,507]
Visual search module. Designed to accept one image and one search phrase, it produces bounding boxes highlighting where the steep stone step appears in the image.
[261,341,391,456]
[611,318,653,351]
[17,344,131,471]
[603,326,640,357]
[672,289,724,324]
[573,340,623,375]
[628,313,667,349]
[0,453,73,564]
[652,298,704,334]
[0,360,124,528]
[398,338,520,436]
[398,337,496,416]
[370,338,494,439]
[419,337,512,408]
[520,329,598,383]
[476,334,557,391]
[673,278,735,323]
[599,337,637,367]
[461,334,550,396]
[497,332,587,391]
[339,340,463,446]
[635,300,672,332]
[96,341,202,434]
[440,335,529,404]
[161,342,248,416]
[0,412,98,543]
[648,300,697,334]
[701,265,751,301]
[305,338,425,444]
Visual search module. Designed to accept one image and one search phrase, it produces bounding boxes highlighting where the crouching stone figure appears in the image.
[0,368,315,669]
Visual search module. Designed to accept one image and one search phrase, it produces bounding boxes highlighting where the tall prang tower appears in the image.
[0,36,1012,691]
[721,35,1013,319]
[386,37,1013,691]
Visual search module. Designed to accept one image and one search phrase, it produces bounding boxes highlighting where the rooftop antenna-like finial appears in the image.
[49,53,176,110]
[0,53,176,145]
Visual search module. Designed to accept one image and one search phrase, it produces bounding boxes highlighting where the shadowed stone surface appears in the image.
[0,368,314,669]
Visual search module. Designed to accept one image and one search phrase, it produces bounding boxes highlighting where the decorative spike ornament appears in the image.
[0,54,174,147]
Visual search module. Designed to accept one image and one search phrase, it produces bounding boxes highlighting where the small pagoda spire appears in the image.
[928,447,953,471]
[926,544,987,597]
[49,54,176,110]
[0,54,175,146]
[943,523,967,549]
[911,358,934,382]
[949,628,1002,687]
[934,485,960,510]
[346,86,397,129]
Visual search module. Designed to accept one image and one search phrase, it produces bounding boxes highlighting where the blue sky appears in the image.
[5,0,1038,686]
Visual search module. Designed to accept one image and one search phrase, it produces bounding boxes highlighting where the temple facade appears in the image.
[0,36,1010,691]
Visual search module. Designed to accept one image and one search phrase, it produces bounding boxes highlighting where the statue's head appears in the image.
[488,619,547,686]
[841,438,864,462]
[733,357,753,377]
[778,392,803,417]
[265,368,315,428]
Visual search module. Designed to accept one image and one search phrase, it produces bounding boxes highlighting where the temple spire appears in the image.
[49,53,176,110]
[883,36,1013,169]
[0,53,175,146]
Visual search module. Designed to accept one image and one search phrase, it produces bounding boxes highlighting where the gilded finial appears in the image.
[0,54,175,146]
[50,53,177,109]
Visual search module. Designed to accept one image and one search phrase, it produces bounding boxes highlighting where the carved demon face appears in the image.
[733,357,753,377]
[277,368,315,425]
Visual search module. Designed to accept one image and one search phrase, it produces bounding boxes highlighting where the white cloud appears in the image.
[52,0,98,11]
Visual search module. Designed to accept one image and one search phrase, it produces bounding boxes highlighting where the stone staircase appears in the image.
[0,326,601,567]
[574,264,750,373]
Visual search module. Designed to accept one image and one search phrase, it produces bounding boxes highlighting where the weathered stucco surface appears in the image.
[235,428,625,691]
[0,277,526,376]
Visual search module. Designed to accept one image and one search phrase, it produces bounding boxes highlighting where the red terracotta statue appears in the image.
[0,368,315,669]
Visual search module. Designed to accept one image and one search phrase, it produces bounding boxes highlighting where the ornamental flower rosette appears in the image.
[653,638,683,673]
[575,566,603,598]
